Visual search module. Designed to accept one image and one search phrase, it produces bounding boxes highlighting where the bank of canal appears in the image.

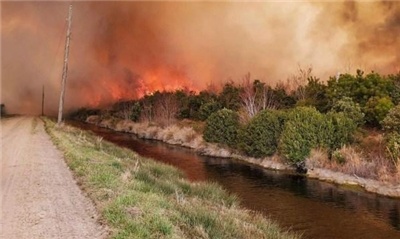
[69,121,400,239]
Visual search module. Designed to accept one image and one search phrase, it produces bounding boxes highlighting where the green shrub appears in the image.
[323,112,357,151]
[364,96,394,126]
[198,100,222,121]
[278,107,324,163]
[332,150,346,165]
[331,97,364,126]
[385,132,400,166]
[203,109,240,147]
[381,104,400,132]
[239,110,286,157]
[279,107,357,163]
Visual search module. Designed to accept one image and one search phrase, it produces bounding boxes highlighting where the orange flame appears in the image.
[80,66,200,108]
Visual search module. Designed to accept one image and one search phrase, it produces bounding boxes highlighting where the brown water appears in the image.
[70,121,400,239]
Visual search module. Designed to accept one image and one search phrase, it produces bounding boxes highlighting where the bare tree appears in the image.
[287,65,313,100]
[240,73,277,119]
[153,92,178,126]
[258,85,277,111]
[114,101,134,120]
[240,73,257,118]
[140,97,154,123]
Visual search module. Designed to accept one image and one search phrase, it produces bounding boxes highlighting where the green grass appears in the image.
[43,117,299,239]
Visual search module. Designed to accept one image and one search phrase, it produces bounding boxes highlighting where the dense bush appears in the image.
[364,96,394,126]
[331,97,364,126]
[381,104,400,132]
[279,107,357,163]
[218,82,241,111]
[299,77,330,112]
[239,110,286,157]
[326,71,399,127]
[326,71,396,106]
[278,107,324,163]
[203,109,240,147]
[323,112,357,151]
[198,100,222,121]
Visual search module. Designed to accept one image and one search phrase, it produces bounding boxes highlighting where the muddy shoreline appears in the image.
[83,116,400,198]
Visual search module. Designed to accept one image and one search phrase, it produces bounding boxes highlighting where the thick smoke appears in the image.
[1,1,399,115]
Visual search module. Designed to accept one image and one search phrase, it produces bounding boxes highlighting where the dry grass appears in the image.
[307,145,400,184]
[307,127,400,185]
[102,117,233,158]
[332,146,376,178]
[358,130,385,161]
[396,164,400,182]
[176,119,206,134]
[357,129,400,183]
[305,148,329,169]
[112,118,206,150]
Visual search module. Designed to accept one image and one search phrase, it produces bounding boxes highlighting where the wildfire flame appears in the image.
[2,1,400,115]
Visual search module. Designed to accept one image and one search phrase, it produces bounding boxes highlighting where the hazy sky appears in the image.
[2,1,400,115]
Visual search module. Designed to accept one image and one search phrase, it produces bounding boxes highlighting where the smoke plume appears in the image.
[1,1,399,115]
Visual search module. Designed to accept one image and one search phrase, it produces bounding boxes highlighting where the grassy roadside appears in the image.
[43,117,299,239]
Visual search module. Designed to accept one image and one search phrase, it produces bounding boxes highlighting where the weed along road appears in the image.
[1,117,104,239]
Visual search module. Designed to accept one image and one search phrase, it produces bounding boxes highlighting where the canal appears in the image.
[70,121,400,239]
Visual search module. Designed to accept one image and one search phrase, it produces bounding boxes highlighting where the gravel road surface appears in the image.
[1,117,105,239]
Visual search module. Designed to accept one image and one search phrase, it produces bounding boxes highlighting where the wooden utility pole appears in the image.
[57,4,73,125]
[41,85,45,116]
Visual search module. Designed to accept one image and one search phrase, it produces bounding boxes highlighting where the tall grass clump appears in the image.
[385,132,400,168]
[43,117,299,239]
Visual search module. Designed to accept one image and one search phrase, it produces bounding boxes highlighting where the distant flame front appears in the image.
[2,1,399,115]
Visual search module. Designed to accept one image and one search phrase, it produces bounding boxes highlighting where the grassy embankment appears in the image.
[86,115,400,197]
[44,118,299,239]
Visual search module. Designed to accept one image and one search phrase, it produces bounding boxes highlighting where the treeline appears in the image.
[71,69,400,171]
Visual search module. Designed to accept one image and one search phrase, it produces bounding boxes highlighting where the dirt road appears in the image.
[1,117,105,239]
